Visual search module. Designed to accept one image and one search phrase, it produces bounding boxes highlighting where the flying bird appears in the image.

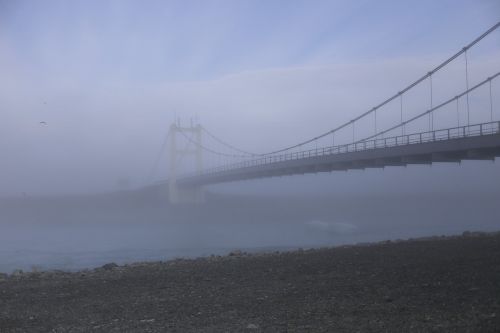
[39,121,47,126]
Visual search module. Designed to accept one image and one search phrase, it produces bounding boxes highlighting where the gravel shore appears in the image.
[1,232,499,332]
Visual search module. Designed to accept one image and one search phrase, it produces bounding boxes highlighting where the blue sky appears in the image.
[0,0,499,194]
[1,0,498,82]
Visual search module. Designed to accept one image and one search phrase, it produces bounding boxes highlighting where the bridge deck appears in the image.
[177,122,500,187]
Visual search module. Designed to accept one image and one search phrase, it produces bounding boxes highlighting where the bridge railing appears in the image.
[188,121,500,178]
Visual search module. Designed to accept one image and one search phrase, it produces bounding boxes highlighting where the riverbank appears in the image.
[1,231,499,332]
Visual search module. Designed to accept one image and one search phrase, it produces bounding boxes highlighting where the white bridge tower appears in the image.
[168,122,205,204]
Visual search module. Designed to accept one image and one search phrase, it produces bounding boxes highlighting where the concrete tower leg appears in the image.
[168,124,179,204]
[167,123,205,204]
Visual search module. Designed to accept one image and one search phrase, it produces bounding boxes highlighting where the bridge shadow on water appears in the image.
[1,190,499,273]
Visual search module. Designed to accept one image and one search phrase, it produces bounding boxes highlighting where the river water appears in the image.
[1,192,499,273]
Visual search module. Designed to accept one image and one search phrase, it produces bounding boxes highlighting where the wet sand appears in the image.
[1,232,499,332]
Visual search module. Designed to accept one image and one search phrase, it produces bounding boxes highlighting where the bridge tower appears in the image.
[168,122,205,204]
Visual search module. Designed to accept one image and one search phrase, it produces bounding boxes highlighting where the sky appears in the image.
[0,0,499,195]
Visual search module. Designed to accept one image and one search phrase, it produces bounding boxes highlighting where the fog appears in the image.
[2,188,500,273]
[1,1,500,273]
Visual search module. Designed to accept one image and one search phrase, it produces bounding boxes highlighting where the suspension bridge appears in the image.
[148,23,500,204]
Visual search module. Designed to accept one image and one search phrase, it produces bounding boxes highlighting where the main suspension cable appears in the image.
[177,128,250,158]
[144,129,170,183]
[201,126,256,156]
[356,72,500,143]
[257,21,500,156]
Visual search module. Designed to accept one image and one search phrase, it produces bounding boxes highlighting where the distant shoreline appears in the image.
[2,229,499,275]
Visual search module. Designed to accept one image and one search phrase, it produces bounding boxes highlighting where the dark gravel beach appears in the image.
[1,232,499,332]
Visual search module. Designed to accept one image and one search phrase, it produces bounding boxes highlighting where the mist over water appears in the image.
[1,1,499,276]
[2,187,499,274]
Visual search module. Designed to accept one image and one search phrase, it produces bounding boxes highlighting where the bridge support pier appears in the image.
[168,123,205,204]
[168,184,205,204]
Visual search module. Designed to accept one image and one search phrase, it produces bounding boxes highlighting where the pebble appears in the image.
[101,263,119,271]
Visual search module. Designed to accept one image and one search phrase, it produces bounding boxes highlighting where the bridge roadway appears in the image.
[176,121,500,187]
